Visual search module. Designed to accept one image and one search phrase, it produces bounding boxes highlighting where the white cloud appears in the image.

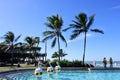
[67,33,92,44]
[112,5,120,9]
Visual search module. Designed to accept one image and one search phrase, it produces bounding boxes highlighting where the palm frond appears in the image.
[78,13,87,26]
[34,37,40,42]
[72,20,82,27]
[4,40,10,44]
[4,31,14,42]
[47,17,54,25]
[42,34,55,42]
[62,26,73,32]
[14,42,22,46]
[51,37,56,47]
[25,36,33,45]
[34,37,40,45]
[73,29,84,34]
[15,34,21,42]
[72,29,80,34]
[0,45,7,50]
[52,52,58,58]
[87,14,95,29]
[43,31,54,36]
[91,29,104,34]
[4,46,11,52]
[45,23,54,29]
[59,16,63,28]
[59,33,67,47]
[70,33,80,40]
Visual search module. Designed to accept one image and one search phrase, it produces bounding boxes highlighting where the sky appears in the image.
[0,0,120,61]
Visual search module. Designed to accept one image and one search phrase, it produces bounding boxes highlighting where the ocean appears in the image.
[85,61,120,67]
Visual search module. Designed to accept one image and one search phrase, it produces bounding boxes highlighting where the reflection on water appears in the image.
[36,76,42,80]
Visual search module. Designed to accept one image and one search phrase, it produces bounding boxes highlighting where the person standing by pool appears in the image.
[109,57,113,68]
[103,57,107,68]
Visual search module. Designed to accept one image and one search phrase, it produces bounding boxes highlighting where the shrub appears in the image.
[43,59,94,67]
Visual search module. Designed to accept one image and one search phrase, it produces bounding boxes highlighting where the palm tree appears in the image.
[43,14,67,61]
[52,49,67,60]
[2,31,21,65]
[24,36,40,65]
[63,12,104,65]
[25,36,40,56]
[51,52,58,59]
[59,49,67,60]
[25,36,34,56]
[34,37,40,54]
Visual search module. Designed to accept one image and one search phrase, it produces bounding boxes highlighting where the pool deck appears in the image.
[0,67,120,74]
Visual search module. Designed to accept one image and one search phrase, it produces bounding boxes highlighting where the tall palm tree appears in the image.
[63,12,104,65]
[2,31,21,65]
[43,14,67,61]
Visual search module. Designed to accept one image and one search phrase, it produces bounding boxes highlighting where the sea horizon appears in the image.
[85,61,120,67]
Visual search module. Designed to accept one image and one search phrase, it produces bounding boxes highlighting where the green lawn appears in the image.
[0,64,36,71]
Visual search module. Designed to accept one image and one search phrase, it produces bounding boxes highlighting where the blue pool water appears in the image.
[1,70,120,80]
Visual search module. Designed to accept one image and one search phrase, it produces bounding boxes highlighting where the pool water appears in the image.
[1,70,120,80]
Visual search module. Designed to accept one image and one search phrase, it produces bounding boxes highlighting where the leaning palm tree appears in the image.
[63,12,104,65]
[2,31,21,65]
[43,14,67,61]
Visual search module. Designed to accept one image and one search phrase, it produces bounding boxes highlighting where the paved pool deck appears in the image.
[0,67,120,74]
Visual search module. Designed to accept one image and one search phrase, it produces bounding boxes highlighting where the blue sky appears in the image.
[0,0,120,61]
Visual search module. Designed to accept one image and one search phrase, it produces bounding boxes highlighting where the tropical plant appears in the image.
[24,36,41,65]
[52,49,67,60]
[43,14,67,61]
[59,49,67,60]
[24,36,40,57]
[34,37,40,55]
[2,31,21,65]
[63,12,104,65]
[52,52,58,59]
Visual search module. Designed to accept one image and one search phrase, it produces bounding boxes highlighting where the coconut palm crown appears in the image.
[43,14,67,61]
[2,31,21,65]
[24,36,40,54]
[63,12,104,65]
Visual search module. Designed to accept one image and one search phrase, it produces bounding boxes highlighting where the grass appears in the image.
[0,64,36,71]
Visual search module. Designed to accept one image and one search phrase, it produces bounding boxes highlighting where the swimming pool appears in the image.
[1,70,120,80]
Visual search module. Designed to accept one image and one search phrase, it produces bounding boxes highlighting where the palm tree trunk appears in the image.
[45,41,47,61]
[45,27,47,61]
[11,44,14,66]
[83,32,87,65]
[58,36,60,61]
